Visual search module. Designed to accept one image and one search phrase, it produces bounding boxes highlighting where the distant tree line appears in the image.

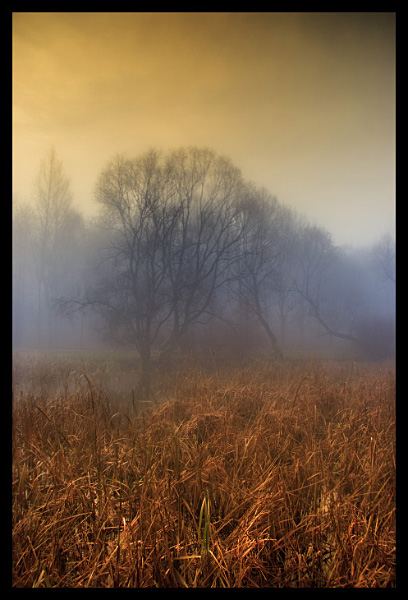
[13,146,396,388]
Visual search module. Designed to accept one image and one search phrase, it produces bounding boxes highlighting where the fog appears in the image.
[12,13,395,364]
[12,146,395,365]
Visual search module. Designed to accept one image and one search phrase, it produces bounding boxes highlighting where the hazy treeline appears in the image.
[12,146,395,366]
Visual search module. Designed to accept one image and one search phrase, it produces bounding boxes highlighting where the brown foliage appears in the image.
[12,357,396,587]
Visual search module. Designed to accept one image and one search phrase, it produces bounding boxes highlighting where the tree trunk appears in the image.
[255,309,282,359]
[252,288,282,359]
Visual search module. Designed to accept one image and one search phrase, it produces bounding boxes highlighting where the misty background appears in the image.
[12,145,395,366]
[12,13,395,363]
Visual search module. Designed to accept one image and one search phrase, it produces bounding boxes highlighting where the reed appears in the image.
[12,356,396,587]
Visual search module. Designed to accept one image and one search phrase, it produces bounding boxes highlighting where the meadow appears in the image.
[12,351,396,587]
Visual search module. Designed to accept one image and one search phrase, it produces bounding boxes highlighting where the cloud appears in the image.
[13,12,395,246]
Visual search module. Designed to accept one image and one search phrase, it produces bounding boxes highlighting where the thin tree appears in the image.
[33,146,78,345]
[292,224,360,348]
[372,233,396,285]
[229,186,292,359]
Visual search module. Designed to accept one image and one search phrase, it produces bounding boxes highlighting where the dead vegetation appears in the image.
[12,356,396,587]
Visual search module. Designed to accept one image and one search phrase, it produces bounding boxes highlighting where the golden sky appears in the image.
[12,12,395,246]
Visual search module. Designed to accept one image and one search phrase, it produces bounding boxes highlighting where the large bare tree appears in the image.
[158,147,247,359]
[77,147,248,396]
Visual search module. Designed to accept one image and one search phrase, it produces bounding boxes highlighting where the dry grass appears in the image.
[12,357,396,587]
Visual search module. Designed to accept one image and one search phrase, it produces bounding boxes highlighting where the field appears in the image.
[12,351,396,588]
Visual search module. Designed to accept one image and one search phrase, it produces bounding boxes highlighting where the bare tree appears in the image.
[372,233,396,284]
[228,186,294,358]
[89,150,172,393]
[33,146,83,345]
[292,224,360,347]
[12,201,37,346]
[158,147,247,360]
[70,147,248,397]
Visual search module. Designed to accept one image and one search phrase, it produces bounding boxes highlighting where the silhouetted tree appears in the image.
[12,201,37,346]
[70,147,248,396]
[33,146,83,345]
[292,224,360,348]
[228,186,295,358]
[372,233,395,284]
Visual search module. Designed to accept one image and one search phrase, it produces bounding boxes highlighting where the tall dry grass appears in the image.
[12,358,396,587]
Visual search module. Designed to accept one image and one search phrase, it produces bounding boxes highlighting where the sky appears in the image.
[12,11,396,247]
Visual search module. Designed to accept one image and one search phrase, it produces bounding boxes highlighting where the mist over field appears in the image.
[13,12,395,363]
[12,142,396,588]
[12,12,396,589]
[13,144,395,366]
[12,12,395,363]
[11,147,396,590]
